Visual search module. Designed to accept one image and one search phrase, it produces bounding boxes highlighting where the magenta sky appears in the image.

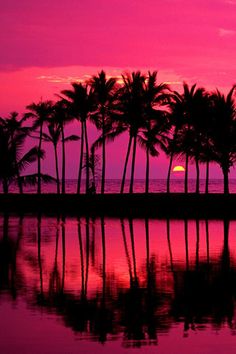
[1,0,236,179]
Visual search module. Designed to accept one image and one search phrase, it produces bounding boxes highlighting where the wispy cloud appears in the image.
[218,27,236,37]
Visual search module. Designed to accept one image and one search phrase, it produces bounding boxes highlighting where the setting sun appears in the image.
[173,165,185,172]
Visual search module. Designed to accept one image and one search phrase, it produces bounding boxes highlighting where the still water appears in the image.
[1,215,236,353]
[4,178,236,193]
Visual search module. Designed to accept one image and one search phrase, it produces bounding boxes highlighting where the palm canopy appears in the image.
[61,82,95,122]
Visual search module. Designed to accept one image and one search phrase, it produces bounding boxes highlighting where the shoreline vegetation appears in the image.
[0,70,236,197]
[1,193,236,218]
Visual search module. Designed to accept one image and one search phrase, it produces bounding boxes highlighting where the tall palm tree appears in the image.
[61,83,94,194]
[119,71,146,193]
[25,100,54,194]
[169,83,206,193]
[139,71,170,193]
[209,86,236,194]
[42,104,79,194]
[89,70,118,194]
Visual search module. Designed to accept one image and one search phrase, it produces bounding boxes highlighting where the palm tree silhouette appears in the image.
[169,83,206,193]
[209,86,236,194]
[61,83,94,194]
[89,70,118,194]
[119,72,146,193]
[138,71,170,193]
[0,112,31,193]
[25,100,54,194]
[0,123,44,193]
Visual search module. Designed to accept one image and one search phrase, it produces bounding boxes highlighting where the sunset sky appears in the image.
[1,0,236,178]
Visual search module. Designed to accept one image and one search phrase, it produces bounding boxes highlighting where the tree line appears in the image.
[0,70,235,194]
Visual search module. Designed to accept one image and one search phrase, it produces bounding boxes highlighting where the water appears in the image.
[1,214,236,353]
[4,178,236,193]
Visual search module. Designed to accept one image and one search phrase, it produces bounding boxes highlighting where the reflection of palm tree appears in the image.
[184,220,189,270]
[77,217,85,297]
[90,71,117,194]
[121,218,133,284]
[196,220,200,270]
[166,219,174,272]
[49,216,61,295]
[205,220,210,265]
[129,218,138,286]
[61,216,66,293]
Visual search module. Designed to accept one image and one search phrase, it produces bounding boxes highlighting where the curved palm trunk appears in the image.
[53,144,60,194]
[101,114,106,194]
[77,121,84,194]
[184,153,189,194]
[223,167,229,194]
[129,135,137,194]
[167,152,174,193]
[61,123,66,194]
[195,157,200,194]
[205,160,209,194]
[167,219,174,272]
[145,148,150,194]
[38,124,43,194]
[84,122,90,194]
[120,135,133,194]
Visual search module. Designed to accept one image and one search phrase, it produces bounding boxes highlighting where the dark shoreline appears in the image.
[0,193,236,219]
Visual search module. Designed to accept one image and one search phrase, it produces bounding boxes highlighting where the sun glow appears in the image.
[173,165,185,172]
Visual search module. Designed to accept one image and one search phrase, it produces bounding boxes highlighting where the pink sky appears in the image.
[1,0,236,179]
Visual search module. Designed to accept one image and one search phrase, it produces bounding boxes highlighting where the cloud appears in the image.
[218,27,236,37]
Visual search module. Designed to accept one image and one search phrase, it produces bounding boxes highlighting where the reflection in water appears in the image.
[1,215,236,352]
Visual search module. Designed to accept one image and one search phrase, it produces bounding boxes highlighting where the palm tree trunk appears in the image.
[61,123,66,194]
[205,160,209,194]
[120,135,133,194]
[84,122,90,194]
[184,153,189,194]
[184,219,189,270]
[101,114,106,194]
[195,157,200,194]
[37,214,43,298]
[54,144,60,194]
[38,124,43,194]
[129,135,137,194]
[223,167,229,194]
[167,152,174,193]
[77,121,84,194]
[129,218,138,286]
[145,148,150,194]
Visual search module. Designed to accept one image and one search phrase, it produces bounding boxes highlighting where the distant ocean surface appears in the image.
[3,178,236,193]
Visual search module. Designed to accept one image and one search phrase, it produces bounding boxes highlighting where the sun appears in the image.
[173,165,185,172]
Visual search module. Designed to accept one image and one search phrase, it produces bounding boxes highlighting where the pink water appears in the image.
[1,215,236,353]
[4,178,236,193]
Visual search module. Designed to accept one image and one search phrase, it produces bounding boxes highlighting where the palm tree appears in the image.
[119,71,146,193]
[0,123,44,193]
[209,86,236,194]
[89,70,118,194]
[61,83,94,194]
[25,100,54,194]
[0,112,30,193]
[138,71,170,193]
[168,83,206,193]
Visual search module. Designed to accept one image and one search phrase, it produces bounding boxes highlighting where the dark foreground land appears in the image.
[0,193,235,218]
